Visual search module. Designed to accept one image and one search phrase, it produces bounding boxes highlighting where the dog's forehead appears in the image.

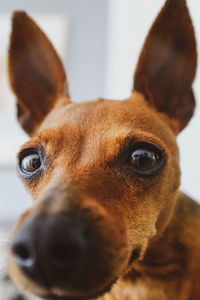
[35,92,176,150]
[31,92,177,168]
[38,93,164,136]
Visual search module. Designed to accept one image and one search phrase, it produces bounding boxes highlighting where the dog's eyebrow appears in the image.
[106,128,163,148]
[104,128,166,161]
[100,128,137,159]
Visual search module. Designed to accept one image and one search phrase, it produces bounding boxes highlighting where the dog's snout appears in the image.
[46,215,88,269]
[11,213,90,286]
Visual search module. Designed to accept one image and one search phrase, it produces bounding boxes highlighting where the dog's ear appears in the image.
[134,0,197,133]
[9,11,69,135]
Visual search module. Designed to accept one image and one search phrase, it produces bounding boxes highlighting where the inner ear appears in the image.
[9,11,70,135]
[133,0,197,133]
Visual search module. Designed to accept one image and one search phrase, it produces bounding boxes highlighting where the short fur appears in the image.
[8,0,200,299]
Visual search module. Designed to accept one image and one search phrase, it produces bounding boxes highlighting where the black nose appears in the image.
[11,213,89,286]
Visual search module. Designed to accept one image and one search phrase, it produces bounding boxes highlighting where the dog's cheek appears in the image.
[155,155,181,233]
[122,172,179,251]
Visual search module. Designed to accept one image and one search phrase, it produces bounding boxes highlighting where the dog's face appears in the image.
[8,0,197,299]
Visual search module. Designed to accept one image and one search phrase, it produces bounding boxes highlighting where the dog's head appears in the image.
[8,0,197,299]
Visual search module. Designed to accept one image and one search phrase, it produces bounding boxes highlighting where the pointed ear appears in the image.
[9,11,70,135]
[134,0,197,133]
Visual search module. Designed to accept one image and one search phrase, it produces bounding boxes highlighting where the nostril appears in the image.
[13,243,30,259]
[12,242,34,267]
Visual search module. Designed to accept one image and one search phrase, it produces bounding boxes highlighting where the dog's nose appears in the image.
[11,213,89,286]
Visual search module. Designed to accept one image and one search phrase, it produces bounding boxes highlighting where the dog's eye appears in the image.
[20,151,41,174]
[128,142,166,176]
[18,147,47,180]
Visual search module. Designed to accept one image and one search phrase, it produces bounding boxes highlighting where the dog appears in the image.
[7,0,200,299]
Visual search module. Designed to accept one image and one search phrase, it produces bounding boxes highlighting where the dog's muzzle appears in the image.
[11,212,93,288]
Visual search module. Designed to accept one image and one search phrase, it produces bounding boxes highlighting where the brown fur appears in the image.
[8,0,200,299]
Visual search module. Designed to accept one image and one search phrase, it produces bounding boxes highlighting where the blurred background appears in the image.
[0,0,199,229]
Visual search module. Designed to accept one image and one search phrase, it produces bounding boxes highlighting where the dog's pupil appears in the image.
[22,154,41,172]
[131,149,157,169]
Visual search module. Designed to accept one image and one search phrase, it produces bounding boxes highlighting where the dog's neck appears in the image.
[103,192,200,300]
[130,192,200,276]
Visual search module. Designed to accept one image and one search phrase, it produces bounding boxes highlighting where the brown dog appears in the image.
[8,0,200,299]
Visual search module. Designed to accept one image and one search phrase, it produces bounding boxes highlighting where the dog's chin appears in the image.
[35,278,117,300]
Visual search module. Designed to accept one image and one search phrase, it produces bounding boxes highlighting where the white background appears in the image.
[0,0,199,226]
